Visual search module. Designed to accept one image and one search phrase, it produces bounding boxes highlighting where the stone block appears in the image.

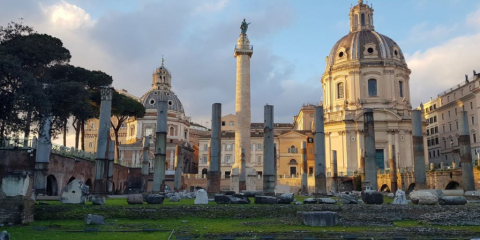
[254,196,278,204]
[127,194,144,204]
[170,195,181,202]
[439,196,467,205]
[393,189,407,205]
[277,193,294,204]
[241,190,263,197]
[409,191,438,205]
[1,174,30,197]
[340,194,358,204]
[0,231,9,240]
[84,214,105,225]
[303,198,317,204]
[91,196,105,205]
[60,179,89,204]
[215,194,250,204]
[194,189,208,204]
[361,191,383,205]
[416,189,444,198]
[221,190,235,195]
[443,190,464,196]
[146,194,164,204]
[465,191,480,200]
[297,211,338,226]
[316,198,336,204]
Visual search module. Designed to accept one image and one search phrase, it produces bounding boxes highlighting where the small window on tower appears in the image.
[394,50,398,56]
[149,99,155,105]
[367,47,374,54]
[168,100,173,106]
[338,52,344,58]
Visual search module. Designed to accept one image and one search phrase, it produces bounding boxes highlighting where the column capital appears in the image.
[100,86,113,101]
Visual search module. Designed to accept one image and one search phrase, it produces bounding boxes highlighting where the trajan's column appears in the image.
[232,19,253,192]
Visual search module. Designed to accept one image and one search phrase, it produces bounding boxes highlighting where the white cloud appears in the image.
[406,32,480,107]
[41,0,94,29]
[467,7,480,29]
[195,0,230,12]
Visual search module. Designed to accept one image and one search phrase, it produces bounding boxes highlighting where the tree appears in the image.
[0,28,71,144]
[111,91,145,158]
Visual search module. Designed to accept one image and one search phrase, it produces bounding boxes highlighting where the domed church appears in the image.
[321,0,414,177]
[119,60,197,175]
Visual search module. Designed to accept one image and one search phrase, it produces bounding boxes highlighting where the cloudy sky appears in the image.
[2,0,480,145]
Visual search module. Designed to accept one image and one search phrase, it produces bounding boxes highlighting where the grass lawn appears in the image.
[5,196,479,239]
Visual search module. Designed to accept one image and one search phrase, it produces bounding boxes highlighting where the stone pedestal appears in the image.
[231,167,257,192]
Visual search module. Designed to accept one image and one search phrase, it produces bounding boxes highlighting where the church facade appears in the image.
[322,0,415,177]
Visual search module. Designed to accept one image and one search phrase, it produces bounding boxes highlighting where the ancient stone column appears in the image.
[239,148,246,192]
[364,109,377,191]
[360,149,365,183]
[153,98,168,192]
[412,110,427,189]
[107,140,114,193]
[94,86,113,193]
[207,103,222,193]
[314,106,326,194]
[263,104,275,195]
[332,150,338,192]
[301,141,308,194]
[388,145,398,193]
[232,31,253,193]
[33,115,52,194]
[141,136,150,192]
[174,145,183,192]
[459,111,475,191]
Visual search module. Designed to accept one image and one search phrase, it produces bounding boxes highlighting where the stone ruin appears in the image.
[0,173,35,225]
[60,179,89,204]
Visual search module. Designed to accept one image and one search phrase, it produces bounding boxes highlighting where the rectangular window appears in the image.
[474,134,477,143]
[442,113,444,120]
[434,104,437,109]
[435,126,438,133]
[202,155,208,164]
[434,116,437,122]
[225,144,232,151]
[448,111,451,117]
[88,142,93,148]
[444,141,447,149]
[426,129,430,136]
[429,151,431,159]
[257,155,262,165]
[456,121,459,130]
[221,121,226,126]
[368,79,377,96]
[471,102,473,109]
[399,81,404,97]
[225,155,232,163]
[225,171,231,179]
[203,144,208,151]
[257,143,262,151]
[455,108,458,115]
[437,150,439,156]
[472,116,475,125]
[308,167,314,175]
[449,123,452,131]
[229,121,234,126]
[443,126,445,133]
[145,128,153,137]
[435,138,439,145]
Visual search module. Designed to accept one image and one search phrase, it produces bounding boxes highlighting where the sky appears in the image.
[2,0,480,146]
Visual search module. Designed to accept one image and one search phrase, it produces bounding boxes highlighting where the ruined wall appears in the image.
[0,150,35,185]
[0,149,140,195]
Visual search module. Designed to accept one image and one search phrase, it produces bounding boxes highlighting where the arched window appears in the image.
[368,79,377,96]
[399,81,404,97]
[361,13,365,26]
[288,145,297,153]
[170,127,175,136]
[337,82,344,99]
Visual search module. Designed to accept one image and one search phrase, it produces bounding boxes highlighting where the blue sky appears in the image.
[2,0,480,131]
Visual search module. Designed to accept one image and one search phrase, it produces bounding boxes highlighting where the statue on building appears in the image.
[240,19,250,34]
